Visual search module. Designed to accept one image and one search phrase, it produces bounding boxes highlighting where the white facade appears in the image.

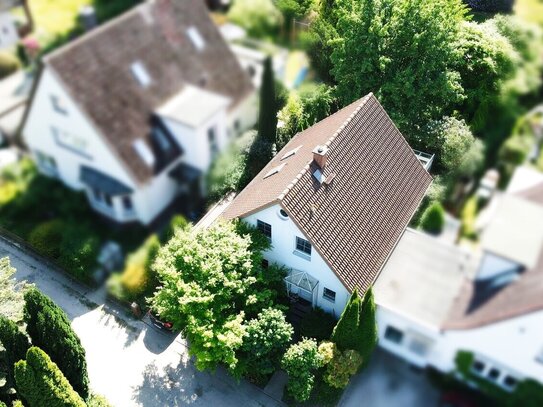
[23,66,257,225]
[0,12,19,50]
[242,203,350,317]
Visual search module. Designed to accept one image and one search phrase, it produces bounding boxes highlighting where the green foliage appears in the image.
[317,341,336,365]
[161,215,189,243]
[0,52,20,80]
[276,0,314,22]
[455,350,474,377]
[331,289,361,351]
[87,393,113,407]
[420,202,446,235]
[0,257,31,322]
[277,94,306,149]
[358,287,378,364]
[299,307,336,341]
[331,0,467,137]
[509,379,543,407]
[150,221,283,371]
[28,220,64,260]
[92,0,141,23]
[14,347,86,407]
[281,338,323,402]
[323,348,363,389]
[227,0,282,38]
[0,316,30,389]
[460,195,479,240]
[23,289,89,399]
[236,308,293,382]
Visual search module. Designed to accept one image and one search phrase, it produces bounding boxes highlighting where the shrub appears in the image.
[28,220,64,259]
[23,289,89,399]
[509,379,543,407]
[358,287,378,365]
[317,341,336,365]
[0,257,31,323]
[227,0,282,39]
[331,289,362,351]
[15,347,86,407]
[0,317,30,388]
[0,52,20,80]
[324,349,363,389]
[161,215,189,243]
[420,201,446,235]
[87,393,114,407]
[281,338,323,402]
[58,224,100,283]
[299,307,336,341]
[236,308,293,382]
[460,195,479,240]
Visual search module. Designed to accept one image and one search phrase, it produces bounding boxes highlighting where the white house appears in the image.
[0,0,32,50]
[220,94,432,317]
[22,0,257,225]
[375,165,543,391]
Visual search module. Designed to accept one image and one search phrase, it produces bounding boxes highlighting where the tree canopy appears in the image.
[0,257,31,322]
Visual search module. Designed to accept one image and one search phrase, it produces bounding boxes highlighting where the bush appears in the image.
[420,201,446,235]
[87,393,114,407]
[0,52,20,80]
[281,338,323,402]
[23,289,89,399]
[509,379,543,407]
[15,347,86,407]
[460,195,479,240]
[324,348,363,389]
[28,220,64,259]
[0,316,30,388]
[227,0,282,39]
[299,307,336,341]
[331,289,362,351]
[161,215,189,243]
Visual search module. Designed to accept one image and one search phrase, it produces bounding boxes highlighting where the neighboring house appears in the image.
[220,93,432,316]
[376,165,543,391]
[0,0,32,49]
[22,0,256,225]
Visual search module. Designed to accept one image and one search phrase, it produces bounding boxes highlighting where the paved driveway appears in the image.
[1,236,282,407]
[340,350,440,407]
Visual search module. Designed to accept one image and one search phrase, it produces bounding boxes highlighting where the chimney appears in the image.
[312,145,328,169]
[79,6,98,32]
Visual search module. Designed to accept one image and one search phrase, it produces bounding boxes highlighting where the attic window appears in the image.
[264,163,285,179]
[133,139,155,167]
[313,168,325,183]
[131,61,152,88]
[281,145,302,161]
[187,26,205,51]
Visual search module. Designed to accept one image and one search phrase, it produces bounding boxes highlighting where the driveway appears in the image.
[340,349,440,407]
[0,235,283,407]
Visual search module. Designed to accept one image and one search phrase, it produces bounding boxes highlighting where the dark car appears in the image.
[149,309,174,332]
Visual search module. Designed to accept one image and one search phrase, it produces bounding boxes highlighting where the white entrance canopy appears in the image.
[285,269,319,305]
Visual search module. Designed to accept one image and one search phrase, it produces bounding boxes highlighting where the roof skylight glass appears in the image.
[133,139,155,167]
[130,61,152,88]
[281,145,302,161]
[187,26,205,51]
[264,163,285,179]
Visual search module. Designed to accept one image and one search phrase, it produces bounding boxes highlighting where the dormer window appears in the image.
[133,139,155,167]
[187,26,205,51]
[131,61,152,88]
[51,95,68,115]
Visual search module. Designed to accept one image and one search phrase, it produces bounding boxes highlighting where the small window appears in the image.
[208,127,219,158]
[503,375,518,389]
[187,26,205,51]
[153,127,171,152]
[92,188,102,202]
[295,237,311,256]
[278,208,289,220]
[35,151,57,174]
[103,193,113,208]
[51,95,68,115]
[384,326,404,344]
[261,259,269,269]
[234,120,241,131]
[122,196,133,211]
[281,145,302,161]
[257,220,272,239]
[323,288,336,302]
[131,61,152,88]
[487,368,501,382]
[264,163,286,179]
[133,139,156,167]
[472,360,485,373]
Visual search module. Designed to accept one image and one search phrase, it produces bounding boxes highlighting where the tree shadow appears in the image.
[142,325,177,355]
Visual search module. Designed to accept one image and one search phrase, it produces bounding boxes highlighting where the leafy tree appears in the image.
[0,316,30,390]
[281,338,323,402]
[15,347,86,407]
[331,0,467,138]
[331,288,362,351]
[276,0,315,38]
[227,0,282,38]
[23,289,89,399]
[0,257,31,322]
[420,202,446,235]
[358,287,378,363]
[324,348,363,389]
[236,308,293,381]
[150,221,283,371]
[277,94,306,150]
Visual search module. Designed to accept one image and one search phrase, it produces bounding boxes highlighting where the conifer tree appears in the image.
[358,287,378,363]
[331,289,362,351]
[0,316,30,388]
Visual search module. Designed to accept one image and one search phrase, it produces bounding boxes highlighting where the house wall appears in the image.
[0,12,18,50]
[226,92,258,139]
[243,203,350,317]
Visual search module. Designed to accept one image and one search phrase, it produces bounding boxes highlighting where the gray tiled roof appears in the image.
[43,0,253,183]
[224,94,432,292]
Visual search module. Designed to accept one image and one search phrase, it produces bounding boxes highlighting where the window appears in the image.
[472,360,485,374]
[261,259,269,269]
[323,287,336,302]
[503,375,518,389]
[187,26,205,51]
[131,61,152,87]
[295,237,312,256]
[278,208,289,220]
[264,163,286,179]
[91,188,112,208]
[35,151,57,175]
[51,95,68,115]
[208,127,219,158]
[487,368,501,382]
[104,193,113,207]
[133,139,156,167]
[153,126,171,152]
[384,326,404,344]
[52,127,90,158]
[122,196,133,211]
[257,220,272,239]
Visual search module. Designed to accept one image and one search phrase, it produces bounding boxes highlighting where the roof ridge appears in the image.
[277,93,373,201]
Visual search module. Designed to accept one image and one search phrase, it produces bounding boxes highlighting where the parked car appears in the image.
[440,391,479,407]
[149,309,174,332]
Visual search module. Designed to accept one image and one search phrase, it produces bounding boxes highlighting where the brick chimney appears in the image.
[312,145,328,169]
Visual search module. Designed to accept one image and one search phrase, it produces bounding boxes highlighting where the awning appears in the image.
[285,270,319,294]
[80,166,133,196]
[169,162,202,184]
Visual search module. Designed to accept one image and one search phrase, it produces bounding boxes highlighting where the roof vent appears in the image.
[133,139,155,167]
[312,145,328,169]
[264,163,285,179]
[131,61,152,88]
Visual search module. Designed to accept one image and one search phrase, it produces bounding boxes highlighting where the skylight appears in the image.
[313,168,325,183]
[264,163,285,179]
[281,145,302,161]
[187,26,205,51]
[133,139,155,167]
[130,61,152,88]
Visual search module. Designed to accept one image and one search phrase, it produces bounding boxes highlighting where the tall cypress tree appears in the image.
[23,289,89,400]
[15,347,86,407]
[331,289,362,351]
[0,316,30,389]
[358,287,378,363]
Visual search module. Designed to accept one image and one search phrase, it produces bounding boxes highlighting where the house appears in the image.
[375,165,543,391]
[220,93,432,316]
[22,0,256,225]
[0,0,32,49]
